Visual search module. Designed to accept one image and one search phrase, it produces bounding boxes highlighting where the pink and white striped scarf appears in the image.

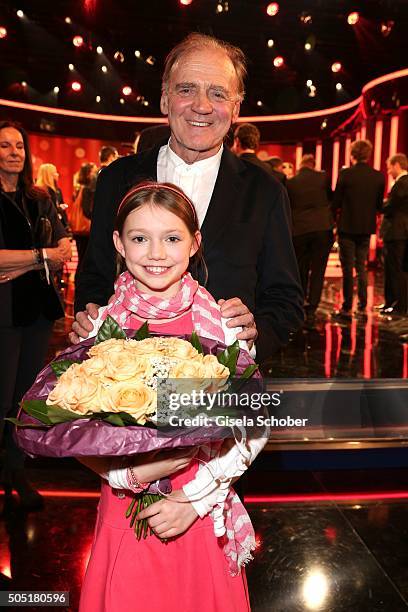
[103,271,225,343]
[103,270,257,575]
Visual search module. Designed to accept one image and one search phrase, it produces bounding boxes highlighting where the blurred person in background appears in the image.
[267,156,286,185]
[99,145,119,170]
[381,153,408,315]
[70,162,97,281]
[36,162,69,230]
[282,161,295,180]
[0,121,70,509]
[332,139,384,319]
[287,154,333,324]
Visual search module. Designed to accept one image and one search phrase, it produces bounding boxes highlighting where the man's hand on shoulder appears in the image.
[69,303,100,344]
[218,297,257,350]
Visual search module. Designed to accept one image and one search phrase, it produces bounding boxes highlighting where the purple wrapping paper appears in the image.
[16,334,259,458]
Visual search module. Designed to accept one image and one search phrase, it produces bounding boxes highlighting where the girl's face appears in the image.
[113,203,201,299]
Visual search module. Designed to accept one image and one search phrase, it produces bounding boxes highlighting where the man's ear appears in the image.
[113,231,125,258]
[160,89,169,116]
[190,231,202,257]
[232,101,241,125]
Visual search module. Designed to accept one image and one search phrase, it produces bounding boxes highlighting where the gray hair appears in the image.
[162,33,247,101]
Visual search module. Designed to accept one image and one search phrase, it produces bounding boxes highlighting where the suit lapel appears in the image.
[200,148,245,254]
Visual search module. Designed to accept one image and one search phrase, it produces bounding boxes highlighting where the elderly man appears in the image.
[72,33,303,362]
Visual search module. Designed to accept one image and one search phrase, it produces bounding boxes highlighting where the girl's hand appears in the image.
[136,489,198,539]
[132,447,197,483]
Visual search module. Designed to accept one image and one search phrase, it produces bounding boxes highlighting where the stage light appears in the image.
[96,46,103,54]
[347,12,359,26]
[101,65,108,73]
[321,119,327,130]
[21,81,27,87]
[180,0,193,4]
[134,50,141,58]
[0,27,7,39]
[114,51,125,63]
[273,56,284,68]
[336,82,342,91]
[331,62,342,73]
[96,95,101,102]
[300,12,312,25]
[306,79,313,87]
[53,86,59,94]
[257,100,263,107]
[65,16,72,24]
[73,35,84,47]
[216,2,223,13]
[305,42,312,51]
[267,39,274,48]
[308,85,316,98]
[68,63,75,71]
[143,100,149,107]
[16,10,24,18]
[266,3,279,17]
[381,21,394,37]
[71,81,81,92]
[122,85,132,96]
[146,56,155,65]
[120,98,125,104]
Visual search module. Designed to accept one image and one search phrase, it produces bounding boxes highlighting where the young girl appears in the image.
[79,182,267,612]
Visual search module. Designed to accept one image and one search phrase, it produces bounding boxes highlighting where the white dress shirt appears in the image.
[157,142,223,227]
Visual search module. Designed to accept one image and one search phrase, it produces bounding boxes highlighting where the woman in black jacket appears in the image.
[0,121,71,509]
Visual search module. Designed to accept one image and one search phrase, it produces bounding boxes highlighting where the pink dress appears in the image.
[79,313,250,612]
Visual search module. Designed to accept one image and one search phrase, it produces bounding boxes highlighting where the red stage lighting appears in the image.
[273,56,284,68]
[0,26,7,39]
[122,85,132,96]
[331,62,342,73]
[71,81,82,92]
[73,35,84,47]
[347,12,359,26]
[180,0,193,4]
[266,3,279,17]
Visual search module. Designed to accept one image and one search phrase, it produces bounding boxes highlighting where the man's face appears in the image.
[160,47,241,164]
[387,161,400,180]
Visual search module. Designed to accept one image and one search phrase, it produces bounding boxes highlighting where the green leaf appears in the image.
[217,340,240,377]
[94,314,126,345]
[22,400,52,425]
[51,359,79,378]
[46,405,84,424]
[104,414,126,426]
[133,321,150,341]
[239,364,259,379]
[189,331,204,354]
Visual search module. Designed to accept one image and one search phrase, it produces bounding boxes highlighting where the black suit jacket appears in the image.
[286,167,333,236]
[332,162,385,235]
[381,174,408,241]
[75,145,303,361]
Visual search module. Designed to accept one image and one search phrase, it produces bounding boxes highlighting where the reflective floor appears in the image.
[1,267,408,610]
[264,270,408,379]
[2,464,408,611]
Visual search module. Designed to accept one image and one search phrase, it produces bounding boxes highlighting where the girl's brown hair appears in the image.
[115,182,207,283]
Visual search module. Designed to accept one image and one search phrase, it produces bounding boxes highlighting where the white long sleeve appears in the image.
[182,425,269,533]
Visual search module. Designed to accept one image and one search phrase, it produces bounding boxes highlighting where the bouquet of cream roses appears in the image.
[12,317,259,539]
